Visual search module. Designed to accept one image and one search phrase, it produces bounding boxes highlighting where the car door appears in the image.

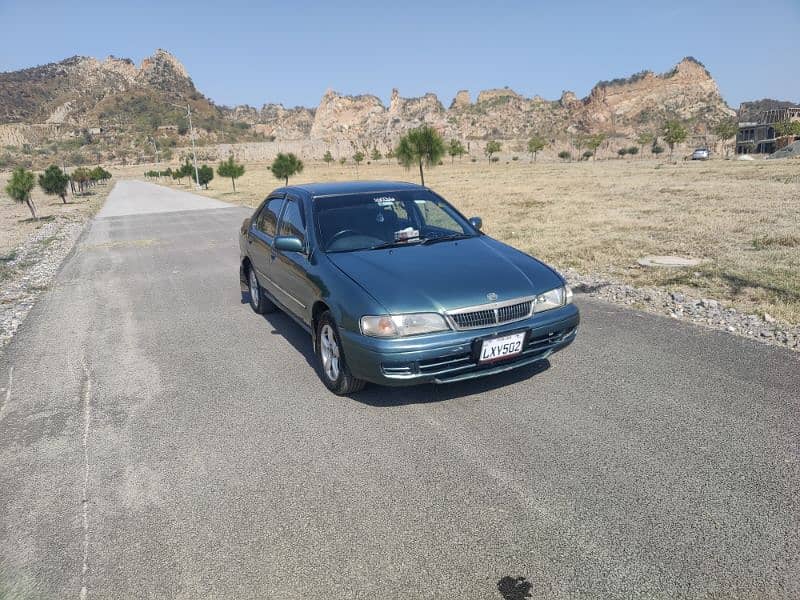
[248,195,284,291]
[271,194,314,323]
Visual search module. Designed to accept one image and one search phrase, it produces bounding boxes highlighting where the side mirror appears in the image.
[469,216,483,231]
[274,236,304,252]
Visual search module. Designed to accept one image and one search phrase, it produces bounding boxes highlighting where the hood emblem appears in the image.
[486,292,498,301]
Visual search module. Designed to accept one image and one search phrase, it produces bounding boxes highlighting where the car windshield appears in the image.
[314,190,477,252]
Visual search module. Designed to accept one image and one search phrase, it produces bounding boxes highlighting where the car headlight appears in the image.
[360,313,450,337]
[533,286,572,313]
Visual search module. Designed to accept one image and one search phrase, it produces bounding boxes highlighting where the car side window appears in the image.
[255,197,284,237]
[278,198,306,245]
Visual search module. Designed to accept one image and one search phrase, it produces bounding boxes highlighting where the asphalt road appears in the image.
[1,180,798,599]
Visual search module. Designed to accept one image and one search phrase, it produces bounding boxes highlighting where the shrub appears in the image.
[197,164,214,189]
[663,120,688,157]
[627,146,639,155]
[527,135,546,161]
[484,140,502,161]
[5,167,38,219]
[558,150,572,161]
[38,165,70,203]
[512,156,519,161]
[217,155,245,192]
[448,139,466,162]
[582,150,594,160]
[652,145,665,155]
[270,153,304,185]
[395,126,445,185]
[618,148,629,157]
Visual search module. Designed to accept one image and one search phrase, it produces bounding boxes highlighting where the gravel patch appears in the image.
[560,267,800,352]
[0,215,87,351]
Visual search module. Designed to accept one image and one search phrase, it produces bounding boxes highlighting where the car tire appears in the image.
[247,264,276,315]
[315,311,367,395]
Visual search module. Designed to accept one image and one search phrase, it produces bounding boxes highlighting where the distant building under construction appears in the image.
[737,107,800,154]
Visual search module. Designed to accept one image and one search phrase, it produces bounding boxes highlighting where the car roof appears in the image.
[280,180,426,198]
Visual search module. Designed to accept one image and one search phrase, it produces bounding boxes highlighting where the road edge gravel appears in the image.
[560,267,799,353]
[0,186,115,354]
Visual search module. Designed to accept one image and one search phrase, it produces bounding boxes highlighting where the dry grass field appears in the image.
[155,157,800,324]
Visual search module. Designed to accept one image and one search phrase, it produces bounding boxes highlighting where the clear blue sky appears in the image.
[1,0,798,110]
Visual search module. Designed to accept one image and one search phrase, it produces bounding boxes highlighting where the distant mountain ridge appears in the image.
[0,50,740,165]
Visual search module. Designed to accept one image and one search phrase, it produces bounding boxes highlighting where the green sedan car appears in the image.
[239,181,579,394]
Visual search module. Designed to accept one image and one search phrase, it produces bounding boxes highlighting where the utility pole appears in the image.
[187,104,200,188]
[148,136,160,164]
[171,102,200,188]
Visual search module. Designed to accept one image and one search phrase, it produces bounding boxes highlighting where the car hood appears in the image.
[326,236,564,313]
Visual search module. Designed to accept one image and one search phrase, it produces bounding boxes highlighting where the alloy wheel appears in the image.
[249,269,259,308]
[319,324,340,381]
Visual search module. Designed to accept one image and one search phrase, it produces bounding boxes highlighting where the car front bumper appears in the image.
[338,304,579,386]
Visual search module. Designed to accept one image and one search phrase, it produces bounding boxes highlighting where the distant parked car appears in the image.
[239,181,579,394]
[691,148,710,160]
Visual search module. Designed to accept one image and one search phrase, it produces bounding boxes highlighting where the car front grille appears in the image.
[381,326,577,380]
[448,299,533,330]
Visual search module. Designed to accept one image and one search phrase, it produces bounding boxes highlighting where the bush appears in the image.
[558,150,572,161]
[512,156,519,161]
[617,148,628,157]
[271,153,303,185]
[197,164,214,188]
[490,156,499,162]
[38,165,70,203]
[627,146,639,155]
[652,145,665,155]
[582,150,593,160]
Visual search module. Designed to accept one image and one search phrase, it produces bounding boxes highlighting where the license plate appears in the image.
[478,332,526,363]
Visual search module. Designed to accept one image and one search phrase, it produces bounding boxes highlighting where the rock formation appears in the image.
[0,51,738,163]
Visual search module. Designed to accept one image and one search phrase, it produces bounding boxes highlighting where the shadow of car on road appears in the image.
[244,291,552,406]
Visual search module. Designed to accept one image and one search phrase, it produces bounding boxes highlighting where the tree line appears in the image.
[144,115,754,194]
[4,165,112,219]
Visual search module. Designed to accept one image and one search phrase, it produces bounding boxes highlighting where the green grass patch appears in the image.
[752,234,800,250]
[0,263,16,282]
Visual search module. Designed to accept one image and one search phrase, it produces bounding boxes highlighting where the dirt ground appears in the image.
[0,173,114,257]
[143,157,800,324]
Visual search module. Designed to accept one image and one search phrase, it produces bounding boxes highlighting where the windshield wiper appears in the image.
[421,233,473,245]
[369,238,426,250]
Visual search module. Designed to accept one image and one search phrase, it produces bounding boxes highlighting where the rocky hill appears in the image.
[0,50,206,126]
[0,50,268,167]
[0,51,736,167]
